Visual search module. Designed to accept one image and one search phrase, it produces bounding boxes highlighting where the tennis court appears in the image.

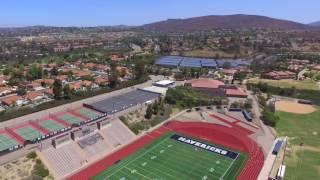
[75,107,102,119]
[94,133,247,180]
[0,134,19,152]
[38,119,66,132]
[58,113,84,125]
[14,126,44,141]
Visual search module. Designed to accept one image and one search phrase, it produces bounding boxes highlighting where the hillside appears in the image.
[141,14,311,32]
[309,21,320,27]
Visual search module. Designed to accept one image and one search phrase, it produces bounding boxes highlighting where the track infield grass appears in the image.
[93,133,247,180]
[276,107,320,179]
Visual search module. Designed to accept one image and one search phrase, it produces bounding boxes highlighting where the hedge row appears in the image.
[247,83,320,103]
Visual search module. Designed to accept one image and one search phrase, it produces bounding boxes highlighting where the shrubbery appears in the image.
[33,159,49,178]
[165,86,226,109]
[247,82,320,103]
[27,152,37,159]
[261,107,279,127]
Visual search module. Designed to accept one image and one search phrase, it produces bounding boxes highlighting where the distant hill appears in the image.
[309,21,320,27]
[141,14,312,32]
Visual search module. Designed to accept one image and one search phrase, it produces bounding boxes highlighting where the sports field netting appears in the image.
[0,134,18,152]
[94,133,247,180]
[76,108,101,119]
[15,127,43,141]
[39,119,65,132]
[58,113,83,125]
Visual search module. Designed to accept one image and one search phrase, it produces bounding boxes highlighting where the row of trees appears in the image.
[165,86,226,109]
[256,94,279,127]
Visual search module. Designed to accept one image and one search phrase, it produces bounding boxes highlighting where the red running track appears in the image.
[68,121,264,180]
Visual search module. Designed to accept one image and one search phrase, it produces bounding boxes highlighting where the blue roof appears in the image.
[155,56,183,66]
[155,56,218,68]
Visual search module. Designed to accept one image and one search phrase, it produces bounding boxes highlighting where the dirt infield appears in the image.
[275,101,316,114]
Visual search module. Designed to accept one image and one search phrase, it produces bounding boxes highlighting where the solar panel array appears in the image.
[180,57,202,68]
[216,59,252,68]
[155,56,183,66]
[155,56,251,69]
[85,90,161,114]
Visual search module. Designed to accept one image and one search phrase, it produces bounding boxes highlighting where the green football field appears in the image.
[93,133,247,180]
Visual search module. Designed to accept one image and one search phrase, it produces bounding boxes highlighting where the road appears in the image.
[248,91,276,155]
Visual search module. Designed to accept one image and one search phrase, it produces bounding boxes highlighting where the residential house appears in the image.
[0,87,12,96]
[1,95,26,107]
[262,71,296,80]
[25,91,45,103]
[69,82,83,91]
[95,77,109,86]
[110,54,125,61]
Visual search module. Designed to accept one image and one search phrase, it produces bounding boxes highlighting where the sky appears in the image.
[0,0,319,27]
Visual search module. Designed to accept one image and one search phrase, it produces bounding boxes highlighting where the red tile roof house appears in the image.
[0,87,13,97]
[262,71,296,80]
[95,77,109,86]
[184,78,226,96]
[313,64,320,71]
[110,54,125,61]
[1,95,26,107]
[69,82,82,91]
[25,91,45,103]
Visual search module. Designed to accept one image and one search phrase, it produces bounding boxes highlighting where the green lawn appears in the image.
[248,78,319,90]
[276,108,320,179]
[93,133,247,180]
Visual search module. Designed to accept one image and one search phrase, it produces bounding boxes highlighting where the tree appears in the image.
[108,62,118,88]
[53,79,63,99]
[233,71,248,84]
[50,67,59,76]
[145,105,153,119]
[152,101,159,115]
[28,64,42,80]
[16,86,27,96]
[261,107,279,127]
[63,84,71,99]
[134,60,145,80]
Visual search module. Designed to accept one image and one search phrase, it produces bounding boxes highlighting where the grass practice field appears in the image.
[276,107,320,179]
[94,133,246,180]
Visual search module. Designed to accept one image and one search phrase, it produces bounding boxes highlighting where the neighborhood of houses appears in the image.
[0,59,133,111]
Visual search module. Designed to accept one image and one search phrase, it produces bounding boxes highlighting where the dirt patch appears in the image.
[275,100,316,114]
